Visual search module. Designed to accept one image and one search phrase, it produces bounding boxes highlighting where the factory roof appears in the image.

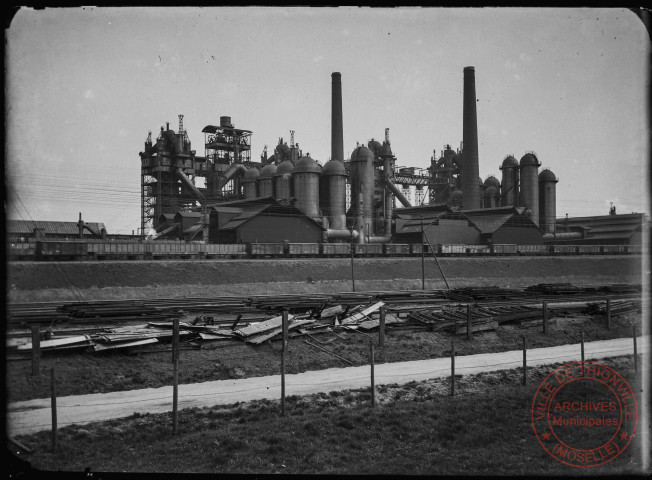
[463,213,516,234]
[209,198,325,231]
[174,211,202,218]
[7,220,107,237]
[555,213,646,242]
[395,206,468,234]
[394,204,454,216]
[462,207,540,234]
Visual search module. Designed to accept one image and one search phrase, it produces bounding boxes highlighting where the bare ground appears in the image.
[6,255,644,302]
[5,255,644,403]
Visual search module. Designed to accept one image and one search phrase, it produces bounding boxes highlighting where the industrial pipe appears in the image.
[384,176,412,208]
[542,232,582,241]
[384,157,393,236]
[365,235,392,244]
[175,168,206,205]
[217,164,248,190]
[324,229,359,241]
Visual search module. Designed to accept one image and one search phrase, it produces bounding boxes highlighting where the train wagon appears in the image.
[517,244,548,255]
[35,241,87,260]
[203,243,247,258]
[353,244,383,256]
[287,243,320,257]
[383,243,411,256]
[248,243,285,258]
[9,242,36,260]
[491,244,518,255]
[321,243,351,257]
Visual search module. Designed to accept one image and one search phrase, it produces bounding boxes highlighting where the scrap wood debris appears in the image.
[6,280,644,355]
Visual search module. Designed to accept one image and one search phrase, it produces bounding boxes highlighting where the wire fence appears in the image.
[14,317,642,450]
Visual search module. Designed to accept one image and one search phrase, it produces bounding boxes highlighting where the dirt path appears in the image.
[8,336,648,437]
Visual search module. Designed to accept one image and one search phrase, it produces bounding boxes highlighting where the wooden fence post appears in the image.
[281,309,288,416]
[466,304,472,341]
[50,366,57,452]
[633,325,638,372]
[542,301,548,335]
[522,336,527,386]
[370,342,376,407]
[379,306,386,348]
[172,317,179,435]
[451,339,455,396]
[31,326,41,377]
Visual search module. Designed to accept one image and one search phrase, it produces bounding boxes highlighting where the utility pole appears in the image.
[350,226,355,292]
[421,214,425,290]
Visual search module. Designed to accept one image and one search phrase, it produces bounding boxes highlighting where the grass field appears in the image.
[11,356,645,475]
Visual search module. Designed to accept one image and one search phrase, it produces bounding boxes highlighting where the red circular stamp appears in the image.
[531,361,637,468]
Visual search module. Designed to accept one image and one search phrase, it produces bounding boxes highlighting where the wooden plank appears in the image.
[17,335,91,351]
[93,338,158,352]
[245,319,312,344]
[235,314,294,337]
[319,305,344,318]
[340,302,385,325]
[198,332,235,341]
[358,313,401,330]
[455,321,498,335]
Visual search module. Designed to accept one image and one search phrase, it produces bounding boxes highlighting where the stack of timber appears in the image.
[408,304,542,333]
[584,299,641,316]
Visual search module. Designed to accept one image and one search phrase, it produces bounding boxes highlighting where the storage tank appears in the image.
[483,175,500,191]
[242,167,260,199]
[367,139,383,156]
[538,168,558,234]
[349,146,375,238]
[519,153,541,226]
[448,189,463,208]
[483,185,498,208]
[258,164,277,198]
[275,160,294,200]
[293,155,322,220]
[500,155,519,206]
[321,158,347,231]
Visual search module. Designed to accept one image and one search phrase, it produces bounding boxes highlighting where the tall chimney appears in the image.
[331,72,344,163]
[461,66,480,209]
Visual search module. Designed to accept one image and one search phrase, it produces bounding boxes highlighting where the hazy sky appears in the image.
[6,7,650,234]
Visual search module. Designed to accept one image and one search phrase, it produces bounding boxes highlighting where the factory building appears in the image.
[547,213,646,245]
[207,198,324,244]
[462,207,543,245]
[138,68,560,246]
[394,205,480,245]
[7,218,107,243]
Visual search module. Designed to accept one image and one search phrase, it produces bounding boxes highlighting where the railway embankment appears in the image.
[7,255,644,302]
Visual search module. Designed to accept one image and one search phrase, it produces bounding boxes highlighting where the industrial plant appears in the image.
[135,67,579,247]
[7,66,646,257]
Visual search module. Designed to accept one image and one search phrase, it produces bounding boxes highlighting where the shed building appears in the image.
[207,197,325,244]
[461,206,543,245]
[7,219,107,243]
[394,204,480,245]
[550,213,646,245]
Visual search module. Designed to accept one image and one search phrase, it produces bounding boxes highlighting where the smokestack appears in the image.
[461,66,481,209]
[331,72,344,163]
